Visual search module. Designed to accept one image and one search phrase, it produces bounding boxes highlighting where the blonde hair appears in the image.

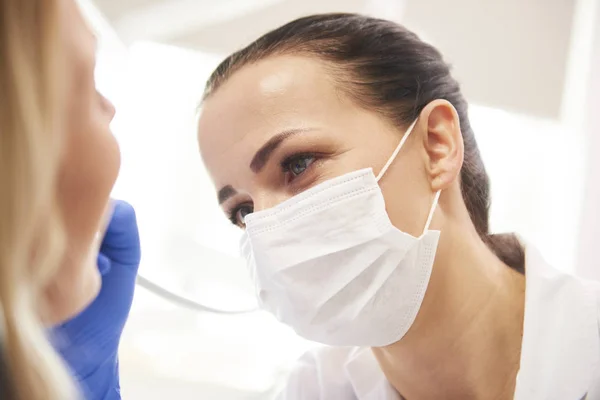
[0,0,78,399]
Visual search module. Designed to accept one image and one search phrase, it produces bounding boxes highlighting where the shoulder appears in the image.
[275,346,361,400]
[575,273,600,319]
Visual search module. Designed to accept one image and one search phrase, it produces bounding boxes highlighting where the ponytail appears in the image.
[485,233,525,273]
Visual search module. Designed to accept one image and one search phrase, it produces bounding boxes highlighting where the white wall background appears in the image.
[575,0,600,280]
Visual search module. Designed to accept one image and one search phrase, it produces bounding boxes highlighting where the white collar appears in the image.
[343,244,600,399]
[514,244,600,399]
[344,346,400,399]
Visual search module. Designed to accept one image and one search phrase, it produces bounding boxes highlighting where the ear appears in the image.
[418,100,464,191]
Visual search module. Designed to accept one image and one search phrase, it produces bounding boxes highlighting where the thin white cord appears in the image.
[376,119,419,181]
[423,190,441,234]
[136,275,258,315]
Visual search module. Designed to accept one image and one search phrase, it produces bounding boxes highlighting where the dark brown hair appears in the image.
[204,13,524,273]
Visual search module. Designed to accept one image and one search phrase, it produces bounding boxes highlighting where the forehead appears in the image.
[197,56,348,179]
[200,55,341,130]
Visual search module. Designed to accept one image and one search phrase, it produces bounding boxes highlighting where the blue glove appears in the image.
[52,200,141,400]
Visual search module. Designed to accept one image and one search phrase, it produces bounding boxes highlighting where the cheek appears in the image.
[58,38,121,250]
[380,157,433,237]
[339,136,428,236]
[58,97,121,259]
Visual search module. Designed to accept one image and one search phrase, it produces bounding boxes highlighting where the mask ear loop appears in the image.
[374,118,440,234]
[376,119,419,182]
[422,190,441,235]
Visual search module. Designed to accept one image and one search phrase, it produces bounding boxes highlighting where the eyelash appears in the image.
[227,153,318,227]
[229,203,252,227]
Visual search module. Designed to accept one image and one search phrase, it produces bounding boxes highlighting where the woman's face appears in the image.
[44,0,120,324]
[198,55,436,236]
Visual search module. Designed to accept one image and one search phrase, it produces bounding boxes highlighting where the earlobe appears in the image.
[432,175,445,192]
[419,100,464,191]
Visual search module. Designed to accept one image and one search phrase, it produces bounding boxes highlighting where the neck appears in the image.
[372,224,526,400]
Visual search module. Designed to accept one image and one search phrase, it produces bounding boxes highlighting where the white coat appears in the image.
[276,245,600,400]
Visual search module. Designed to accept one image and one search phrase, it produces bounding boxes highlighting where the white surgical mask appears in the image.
[240,119,441,347]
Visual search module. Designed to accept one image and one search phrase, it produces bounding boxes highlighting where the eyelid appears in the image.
[270,131,332,166]
[225,204,240,224]
[280,152,316,169]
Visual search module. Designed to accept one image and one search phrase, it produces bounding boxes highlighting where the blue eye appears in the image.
[283,154,315,178]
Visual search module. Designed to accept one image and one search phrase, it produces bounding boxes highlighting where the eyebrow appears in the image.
[249,128,312,173]
[218,185,237,205]
[216,128,314,205]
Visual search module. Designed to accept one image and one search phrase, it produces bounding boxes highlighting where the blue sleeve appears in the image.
[52,272,125,400]
[52,300,122,400]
